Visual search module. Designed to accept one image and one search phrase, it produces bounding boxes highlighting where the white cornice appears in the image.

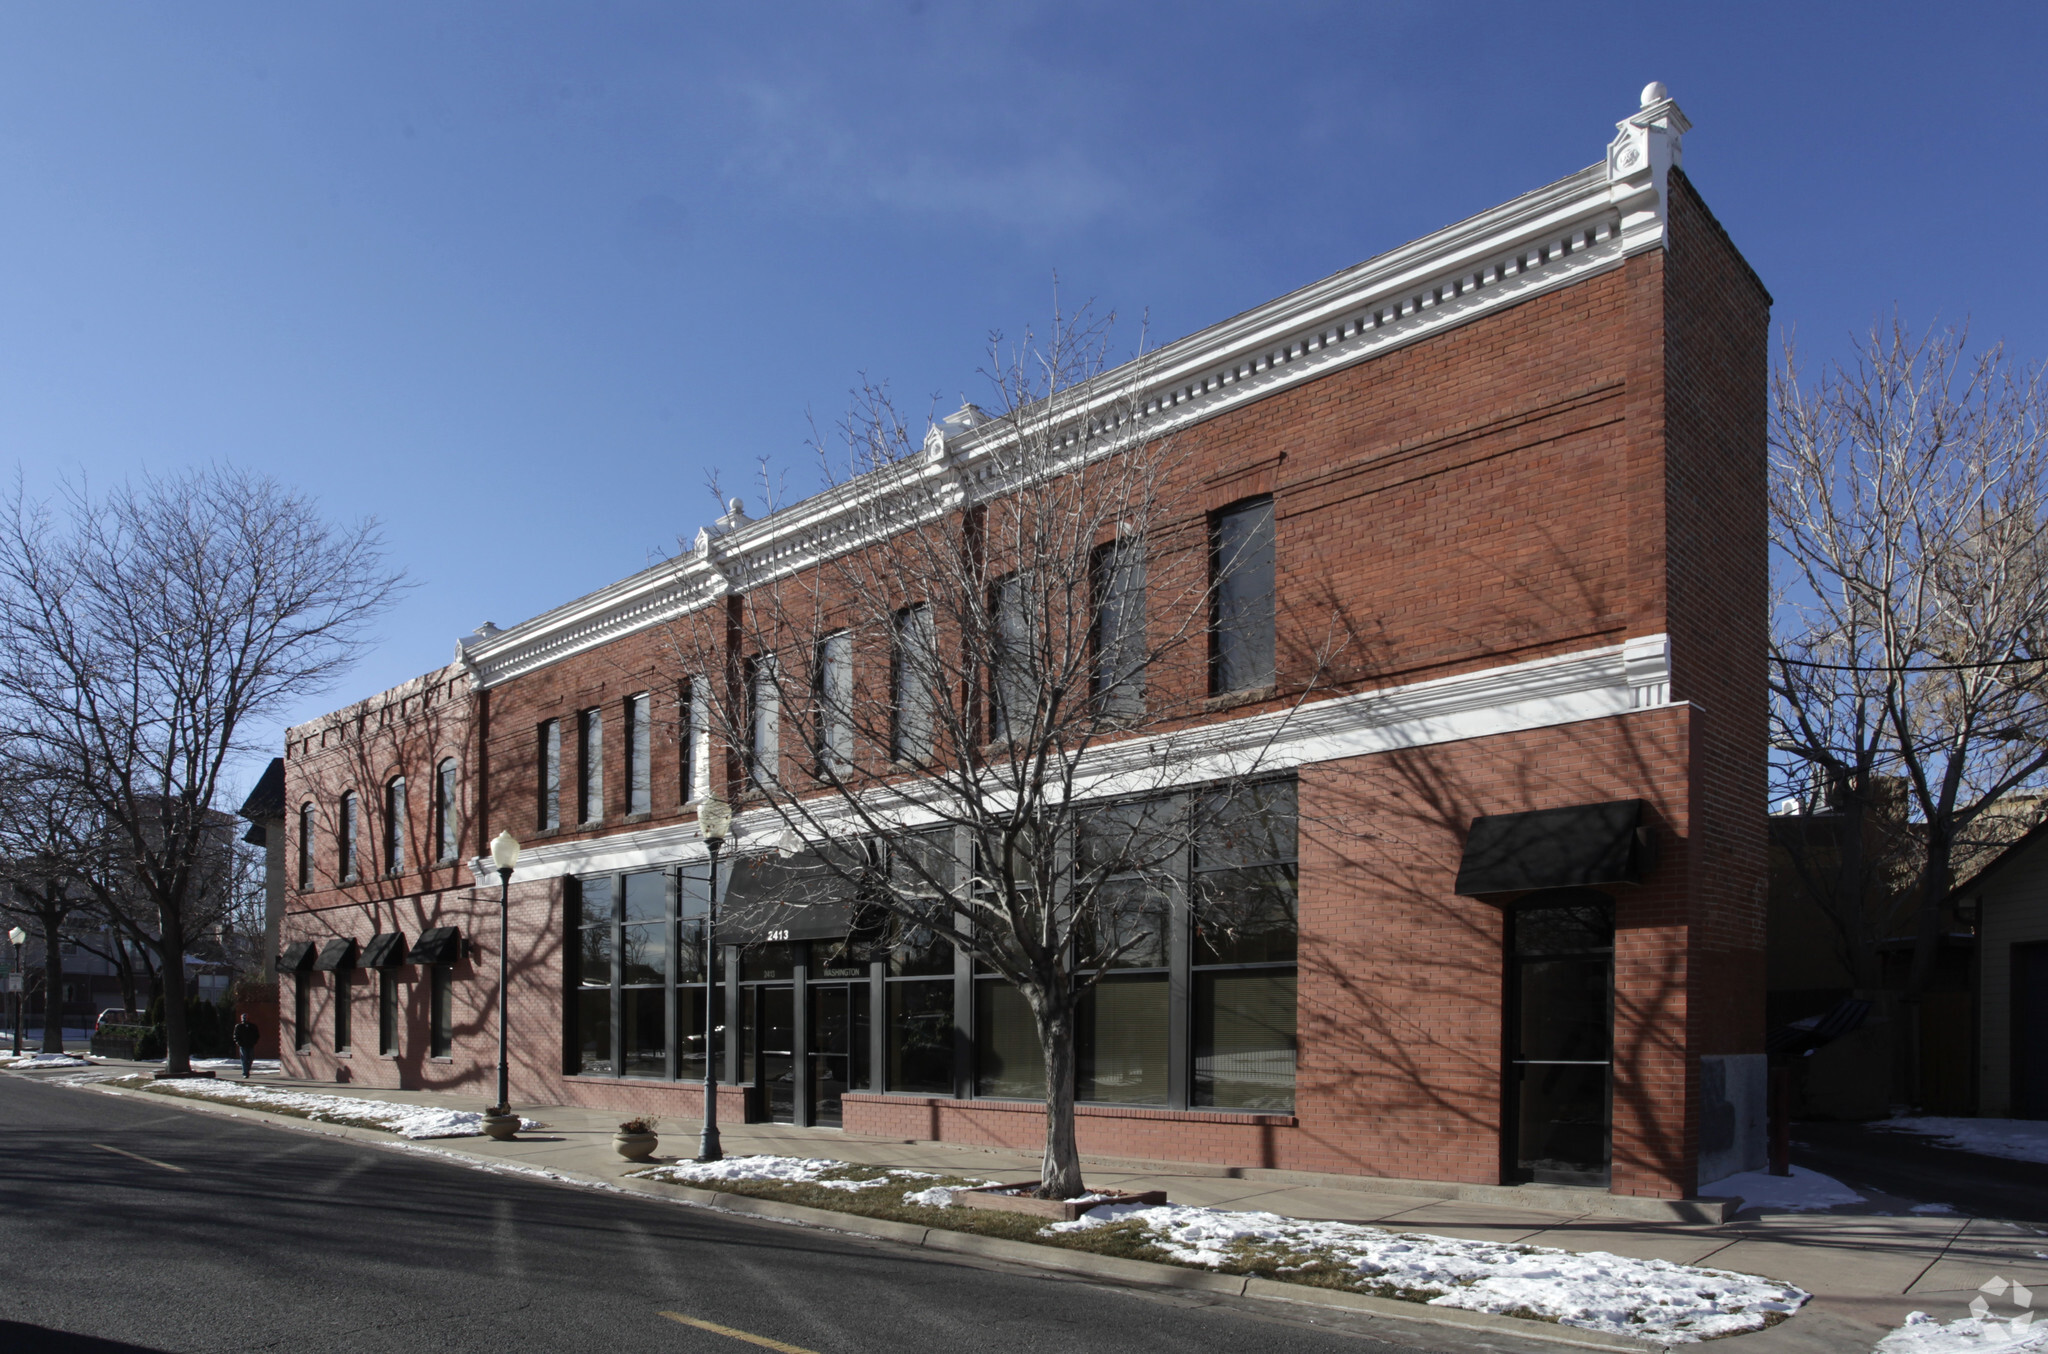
[456,92,1691,693]
[478,634,1674,884]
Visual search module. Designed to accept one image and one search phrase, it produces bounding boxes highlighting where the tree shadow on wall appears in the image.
[1276,522,1698,1195]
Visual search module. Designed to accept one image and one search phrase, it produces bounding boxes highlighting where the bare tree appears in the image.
[1771,319,2048,1002]
[662,305,1331,1197]
[0,757,116,1051]
[0,468,404,1075]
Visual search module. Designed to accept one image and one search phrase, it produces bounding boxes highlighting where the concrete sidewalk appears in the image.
[38,1062,2047,1351]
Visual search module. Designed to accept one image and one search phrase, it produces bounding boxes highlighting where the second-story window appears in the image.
[625,692,652,816]
[297,802,315,890]
[384,777,406,874]
[338,791,359,883]
[1093,536,1147,717]
[892,603,935,763]
[814,632,852,779]
[749,656,780,788]
[1212,496,1276,695]
[578,707,604,824]
[990,575,1030,743]
[435,758,458,863]
[538,719,561,831]
[680,677,708,804]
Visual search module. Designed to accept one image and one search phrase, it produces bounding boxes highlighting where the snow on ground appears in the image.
[639,1154,951,1194]
[1880,1118,2048,1167]
[142,1079,541,1139]
[1876,1310,2048,1354]
[1049,1203,1805,1342]
[638,1155,1806,1342]
[1700,1165,1868,1212]
[0,1053,91,1069]
[177,1058,282,1074]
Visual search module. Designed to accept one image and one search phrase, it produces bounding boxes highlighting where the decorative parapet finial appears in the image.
[695,497,752,555]
[692,496,752,594]
[925,400,990,463]
[1607,81,1691,256]
[453,619,504,677]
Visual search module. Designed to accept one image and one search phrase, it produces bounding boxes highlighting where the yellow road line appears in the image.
[657,1311,820,1353]
[93,1143,188,1173]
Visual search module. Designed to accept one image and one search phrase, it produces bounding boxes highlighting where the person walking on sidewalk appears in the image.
[232,1013,259,1078]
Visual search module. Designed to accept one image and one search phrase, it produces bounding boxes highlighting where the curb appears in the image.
[52,1074,1714,1352]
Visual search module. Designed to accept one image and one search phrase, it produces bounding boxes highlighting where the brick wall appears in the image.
[278,170,1769,1196]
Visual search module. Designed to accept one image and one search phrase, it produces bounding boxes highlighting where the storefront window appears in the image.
[572,876,616,1076]
[620,871,667,1077]
[888,980,953,1094]
[974,980,1042,1098]
[554,776,1298,1118]
[1078,974,1169,1104]
[1191,780,1297,1111]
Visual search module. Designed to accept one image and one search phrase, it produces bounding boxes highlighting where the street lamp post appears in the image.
[696,796,732,1163]
[8,927,25,1056]
[490,832,521,1117]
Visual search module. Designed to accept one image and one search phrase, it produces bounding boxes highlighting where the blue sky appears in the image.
[3,2,2045,802]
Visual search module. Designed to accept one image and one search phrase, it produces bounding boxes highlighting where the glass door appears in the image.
[1507,893,1614,1186]
[746,985,796,1124]
[807,983,870,1126]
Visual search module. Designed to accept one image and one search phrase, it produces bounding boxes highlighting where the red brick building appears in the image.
[279,85,1768,1202]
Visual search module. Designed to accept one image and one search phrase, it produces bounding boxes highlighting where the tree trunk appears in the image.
[37,914,65,1054]
[112,939,139,1018]
[157,917,190,1075]
[1036,998,1084,1199]
[1904,824,1955,1002]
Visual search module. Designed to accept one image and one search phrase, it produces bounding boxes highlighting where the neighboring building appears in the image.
[1765,784,1981,1120]
[237,758,289,984]
[1962,821,2048,1118]
[280,84,1770,1201]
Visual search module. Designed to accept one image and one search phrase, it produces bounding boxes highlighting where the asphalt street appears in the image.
[1793,1120,2048,1225]
[0,1076,1527,1354]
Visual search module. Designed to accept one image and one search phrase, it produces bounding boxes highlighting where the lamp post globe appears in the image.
[696,796,731,1162]
[489,832,520,1126]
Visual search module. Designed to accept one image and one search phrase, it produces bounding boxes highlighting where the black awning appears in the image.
[719,844,875,944]
[409,926,461,965]
[279,940,317,972]
[312,937,358,972]
[361,932,409,968]
[1454,799,1653,896]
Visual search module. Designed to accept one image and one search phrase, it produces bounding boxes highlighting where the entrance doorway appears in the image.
[751,987,796,1123]
[738,943,797,1124]
[807,983,871,1126]
[1506,891,1614,1186]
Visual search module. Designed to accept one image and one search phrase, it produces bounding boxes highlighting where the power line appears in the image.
[1774,655,2038,674]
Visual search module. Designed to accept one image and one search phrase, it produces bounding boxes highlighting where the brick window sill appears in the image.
[1204,684,1280,714]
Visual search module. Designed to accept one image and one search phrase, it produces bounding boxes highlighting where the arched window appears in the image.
[297,802,316,890]
[435,758,458,864]
[338,791,359,882]
[385,776,407,874]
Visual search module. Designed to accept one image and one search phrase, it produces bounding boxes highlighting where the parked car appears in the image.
[93,1009,144,1032]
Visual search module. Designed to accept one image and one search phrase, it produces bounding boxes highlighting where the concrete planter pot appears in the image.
[480,1111,520,1141]
[613,1130,658,1161]
[955,1183,1168,1222]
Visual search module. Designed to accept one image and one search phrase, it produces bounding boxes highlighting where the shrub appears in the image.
[144,996,235,1057]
